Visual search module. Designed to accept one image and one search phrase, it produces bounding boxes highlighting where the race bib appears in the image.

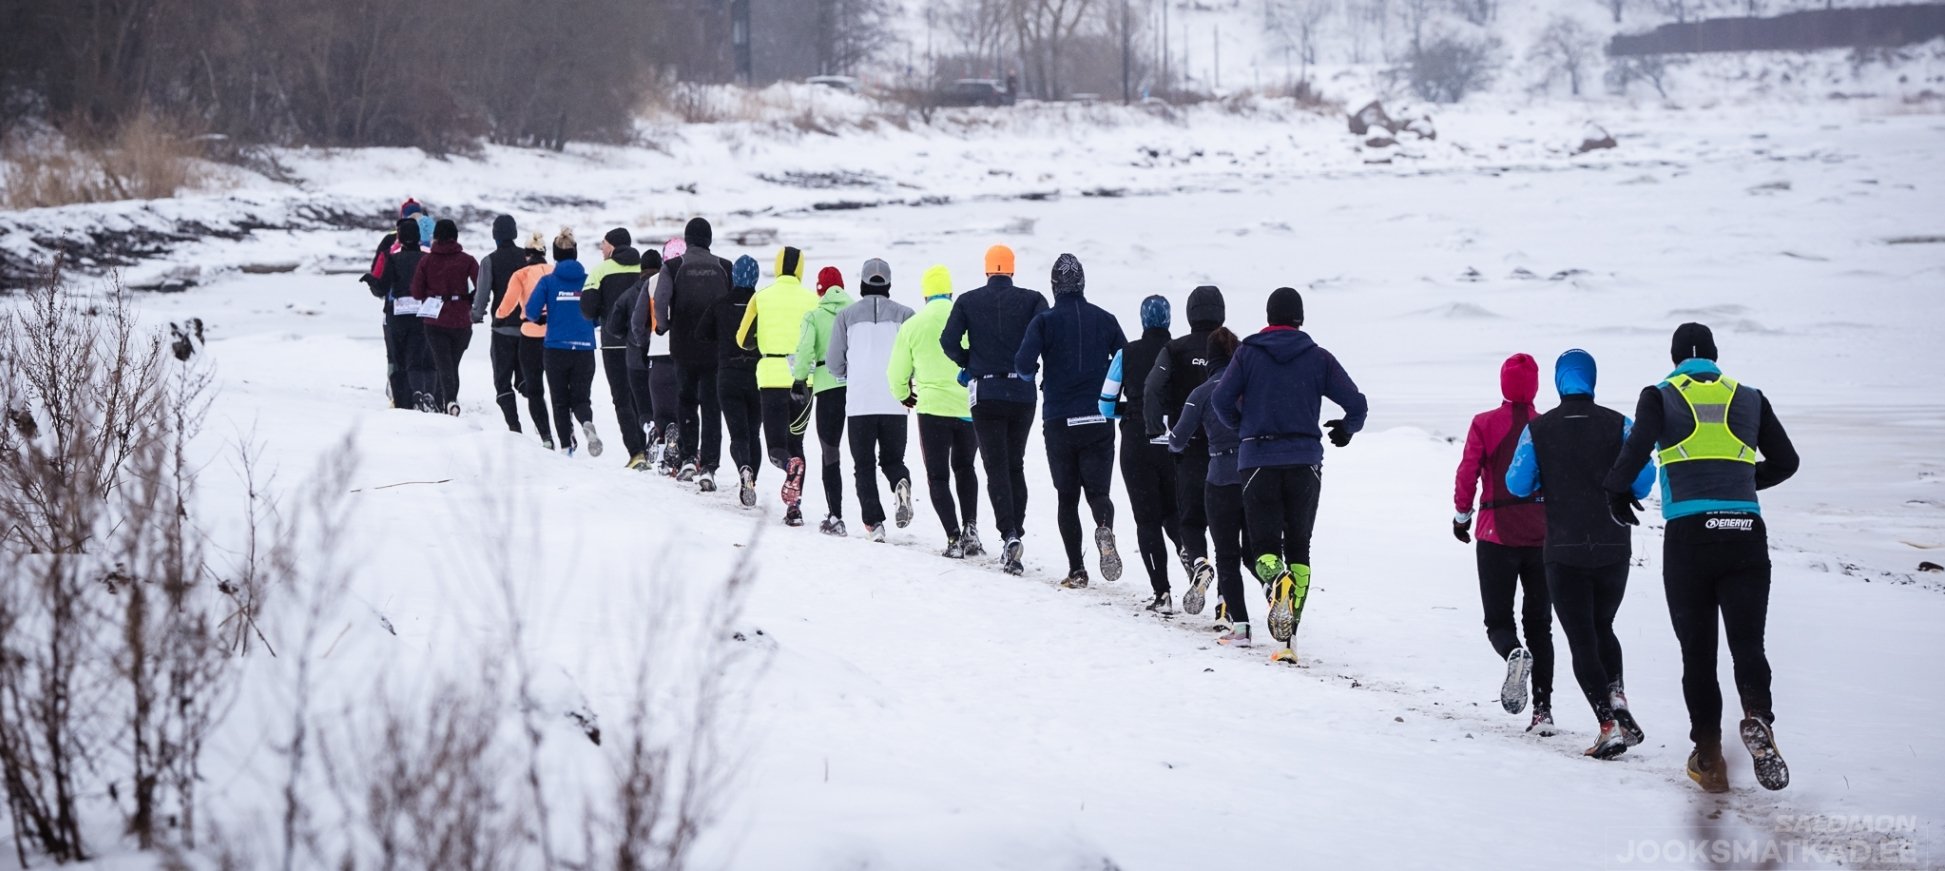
[392,296,421,315]
[417,296,445,319]
[1066,414,1107,427]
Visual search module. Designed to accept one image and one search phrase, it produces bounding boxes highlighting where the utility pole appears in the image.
[1213,22,1220,90]
[1161,0,1170,94]
[1121,0,1132,103]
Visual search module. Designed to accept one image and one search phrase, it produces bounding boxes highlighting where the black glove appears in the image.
[791,380,810,404]
[901,393,917,410]
[1453,512,1472,544]
[534,310,548,326]
[1608,492,1643,527]
[1324,419,1353,448]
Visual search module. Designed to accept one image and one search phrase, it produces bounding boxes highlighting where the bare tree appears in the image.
[1011,0,1099,99]
[1265,0,1335,82]
[1450,0,1498,27]
[1597,0,1629,24]
[1530,16,1600,96]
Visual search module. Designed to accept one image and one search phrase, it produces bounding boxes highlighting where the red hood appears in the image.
[1500,353,1538,405]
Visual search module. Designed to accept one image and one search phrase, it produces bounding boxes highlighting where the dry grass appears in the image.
[1,114,207,209]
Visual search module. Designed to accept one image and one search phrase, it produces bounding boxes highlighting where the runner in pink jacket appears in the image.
[1453,353,1555,732]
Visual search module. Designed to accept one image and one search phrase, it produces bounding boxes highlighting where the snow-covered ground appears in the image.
[6,81,1944,868]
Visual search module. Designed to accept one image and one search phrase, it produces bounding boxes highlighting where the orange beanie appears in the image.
[984,245,1015,277]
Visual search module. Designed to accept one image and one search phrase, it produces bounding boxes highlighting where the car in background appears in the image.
[938,79,1014,107]
[807,75,861,94]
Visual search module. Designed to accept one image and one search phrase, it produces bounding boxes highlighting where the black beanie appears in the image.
[605,227,632,248]
[492,214,517,246]
[395,217,421,246]
[642,249,664,273]
[1671,322,1718,364]
[1266,286,1304,327]
[685,217,712,249]
[433,218,458,243]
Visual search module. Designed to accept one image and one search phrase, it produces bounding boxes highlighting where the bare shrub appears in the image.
[1404,33,1503,103]
[2,116,207,209]
[0,260,228,862]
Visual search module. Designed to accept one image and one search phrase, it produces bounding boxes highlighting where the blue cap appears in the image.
[1140,295,1171,330]
[732,255,760,289]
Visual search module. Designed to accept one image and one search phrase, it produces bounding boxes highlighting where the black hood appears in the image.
[492,214,517,246]
[1186,285,1224,329]
[395,217,421,246]
[685,217,713,249]
[1671,322,1718,364]
[612,245,641,268]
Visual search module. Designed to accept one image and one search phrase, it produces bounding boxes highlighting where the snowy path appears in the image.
[137,261,1942,869]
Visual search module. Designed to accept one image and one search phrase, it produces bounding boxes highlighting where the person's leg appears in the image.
[720,371,754,475]
[518,337,552,443]
[851,415,885,528]
[1243,466,1288,577]
[881,415,911,490]
[918,415,960,536]
[602,349,644,457]
[949,418,980,533]
[1278,464,1323,636]
[696,365,722,472]
[1547,563,1616,724]
[544,348,576,450]
[972,406,1018,541]
[492,333,521,431]
[649,358,679,439]
[1120,434,1170,596]
[1716,539,1775,727]
[1005,403,1034,541]
[761,389,792,469]
[407,319,437,405]
[569,351,596,425]
[1206,481,1249,622]
[1078,424,1115,528]
[382,317,402,407]
[1517,546,1556,710]
[1593,564,1629,693]
[1475,541,1523,661]
[817,387,847,520]
[628,366,653,444]
[1664,537,1725,746]
[676,363,701,468]
[1176,445,1210,562]
[422,325,455,406]
[1044,422,1085,574]
[786,389,810,465]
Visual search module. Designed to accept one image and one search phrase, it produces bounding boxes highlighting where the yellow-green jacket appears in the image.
[889,266,971,419]
[738,274,818,388]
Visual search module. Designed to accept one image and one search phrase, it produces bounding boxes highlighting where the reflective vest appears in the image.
[1653,371,1763,519]
[1656,375,1757,466]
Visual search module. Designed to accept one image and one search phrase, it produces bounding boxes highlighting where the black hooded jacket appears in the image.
[1143,285,1225,436]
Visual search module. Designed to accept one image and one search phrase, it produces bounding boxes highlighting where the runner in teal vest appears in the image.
[1606,323,1800,794]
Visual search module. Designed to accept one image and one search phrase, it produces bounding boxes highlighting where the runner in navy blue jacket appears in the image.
[1212,287,1368,660]
[1015,254,1127,588]
[941,245,1048,574]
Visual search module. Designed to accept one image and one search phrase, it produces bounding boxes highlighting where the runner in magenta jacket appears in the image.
[1452,352,1554,731]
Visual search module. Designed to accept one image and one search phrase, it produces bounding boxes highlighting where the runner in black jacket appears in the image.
[940,244,1048,575]
[1100,294,1184,608]
[652,218,734,483]
[1144,285,1225,576]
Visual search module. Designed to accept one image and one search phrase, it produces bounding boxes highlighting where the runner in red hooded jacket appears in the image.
[1452,353,1555,732]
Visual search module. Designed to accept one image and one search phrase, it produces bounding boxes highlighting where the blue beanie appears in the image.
[732,255,759,290]
[1140,295,1171,331]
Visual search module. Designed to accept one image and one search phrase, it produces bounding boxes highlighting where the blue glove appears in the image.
[957,369,971,386]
